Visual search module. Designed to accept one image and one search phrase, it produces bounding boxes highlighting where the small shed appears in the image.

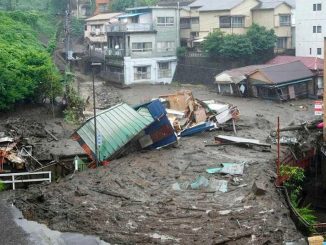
[248,61,314,101]
[72,103,154,161]
[215,65,271,96]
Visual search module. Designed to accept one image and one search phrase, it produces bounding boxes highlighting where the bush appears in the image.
[0,181,5,192]
[176,47,187,58]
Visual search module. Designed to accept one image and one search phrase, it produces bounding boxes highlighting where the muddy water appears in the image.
[11,204,109,245]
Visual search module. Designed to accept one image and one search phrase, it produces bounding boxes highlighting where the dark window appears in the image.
[279,15,291,26]
[310,48,312,55]
[313,3,322,11]
[191,17,199,24]
[313,25,322,33]
[277,37,287,49]
[219,16,231,28]
[317,48,322,55]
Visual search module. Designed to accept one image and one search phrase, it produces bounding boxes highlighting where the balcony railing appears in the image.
[158,69,172,78]
[180,23,191,29]
[106,23,155,32]
[106,48,125,56]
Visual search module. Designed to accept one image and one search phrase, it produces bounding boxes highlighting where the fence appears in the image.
[0,171,51,190]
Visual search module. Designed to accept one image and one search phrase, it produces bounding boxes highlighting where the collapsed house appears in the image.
[215,60,318,101]
[248,61,314,101]
[266,55,324,97]
[214,64,270,97]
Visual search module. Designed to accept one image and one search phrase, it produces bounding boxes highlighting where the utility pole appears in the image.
[324,37,326,141]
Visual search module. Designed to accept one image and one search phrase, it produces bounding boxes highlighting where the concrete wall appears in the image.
[296,0,326,58]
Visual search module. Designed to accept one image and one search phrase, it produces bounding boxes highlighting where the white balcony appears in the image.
[106,23,155,33]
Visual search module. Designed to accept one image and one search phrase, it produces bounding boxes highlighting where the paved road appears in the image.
[0,199,30,245]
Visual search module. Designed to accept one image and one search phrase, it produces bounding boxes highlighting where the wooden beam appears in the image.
[324,37,326,141]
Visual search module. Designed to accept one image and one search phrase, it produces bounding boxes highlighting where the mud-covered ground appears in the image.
[3,78,315,244]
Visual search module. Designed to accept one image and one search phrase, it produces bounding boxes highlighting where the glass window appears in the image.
[157,41,175,52]
[317,48,322,55]
[313,3,322,11]
[219,16,231,28]
[131,42,152,52]
[157,17,174,26]
[191,17,199,24]
[279,15,291,26]
[277,37,287,49]
[313,25,322,33]
[158,62,172,78]
[134,66,151,80]
[232,16,245,28]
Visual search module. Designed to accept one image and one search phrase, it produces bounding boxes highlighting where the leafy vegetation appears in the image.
[0,11,62,110]
[280,165,317,229]
[202,24,277,62]
[176,47,187,58]
[0,181,5,192]
[111,0,158,11]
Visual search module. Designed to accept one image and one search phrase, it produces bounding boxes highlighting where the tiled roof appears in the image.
[266,56,324,71]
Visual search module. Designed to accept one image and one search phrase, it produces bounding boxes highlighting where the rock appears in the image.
[252,181,267,195]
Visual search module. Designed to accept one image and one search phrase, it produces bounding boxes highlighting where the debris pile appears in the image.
[160,90,239,136]
[73,90,240,164]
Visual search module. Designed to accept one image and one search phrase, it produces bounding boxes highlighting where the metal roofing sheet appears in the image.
[118,13,143,18]
[75,103,154,161]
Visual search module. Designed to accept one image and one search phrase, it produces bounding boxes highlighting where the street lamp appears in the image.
[91,62,102,167]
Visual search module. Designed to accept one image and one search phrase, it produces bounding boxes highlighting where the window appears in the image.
[277,37,288,49]
[180,18,190,29]
[232,16,245,28]
[219,16,244,28]
[313,25,322,33]
[310,48,312,55]
[279,15,291,26]
[98,3,108,13]
[313,3,322,11]
[131,42,152,52]
[134,66,151,80]
[219,16,231,28]
[191,32,199,38]
[317,48,322,55]
[157,41,175,52]
[158,62,172,78]
[157,17,174,26]
[191,17,199,25]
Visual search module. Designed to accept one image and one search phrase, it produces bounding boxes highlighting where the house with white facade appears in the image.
[103,6,179,86]
[296,0,326,58]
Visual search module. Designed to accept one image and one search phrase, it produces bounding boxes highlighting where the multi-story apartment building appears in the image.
[180,0,295,50]
[296,0,326,58]
[103,6,179,85]
[85,13,122,52]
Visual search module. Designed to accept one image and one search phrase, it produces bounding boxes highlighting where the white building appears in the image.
[296,0,326,58]
[103,6,179,86]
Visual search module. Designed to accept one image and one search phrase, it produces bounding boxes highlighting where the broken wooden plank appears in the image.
[44,128,58,141]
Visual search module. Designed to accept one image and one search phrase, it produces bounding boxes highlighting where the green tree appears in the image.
[202,29,224,57]
[246,24,277,62]
[111,0,135,11]
[219,34,253,59]
[0,12,62,110]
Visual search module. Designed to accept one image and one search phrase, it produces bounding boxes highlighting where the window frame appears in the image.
[231,16,245,28]
[158,62,172,78]
[134,66,151,80]
[279,14,291,26]
[131,42,153,52]
[317,48,322,55]
[157,17,175,26]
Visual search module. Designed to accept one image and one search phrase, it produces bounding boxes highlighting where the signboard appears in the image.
[315,100,323,116]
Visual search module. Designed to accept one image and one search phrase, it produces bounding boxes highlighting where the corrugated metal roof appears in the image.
[86,12,123,21]
[266,56,324,71]
[118,13,144,18]
[75,103,154,161]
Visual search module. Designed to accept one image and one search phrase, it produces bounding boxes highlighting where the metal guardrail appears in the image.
[0,171,51,190]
